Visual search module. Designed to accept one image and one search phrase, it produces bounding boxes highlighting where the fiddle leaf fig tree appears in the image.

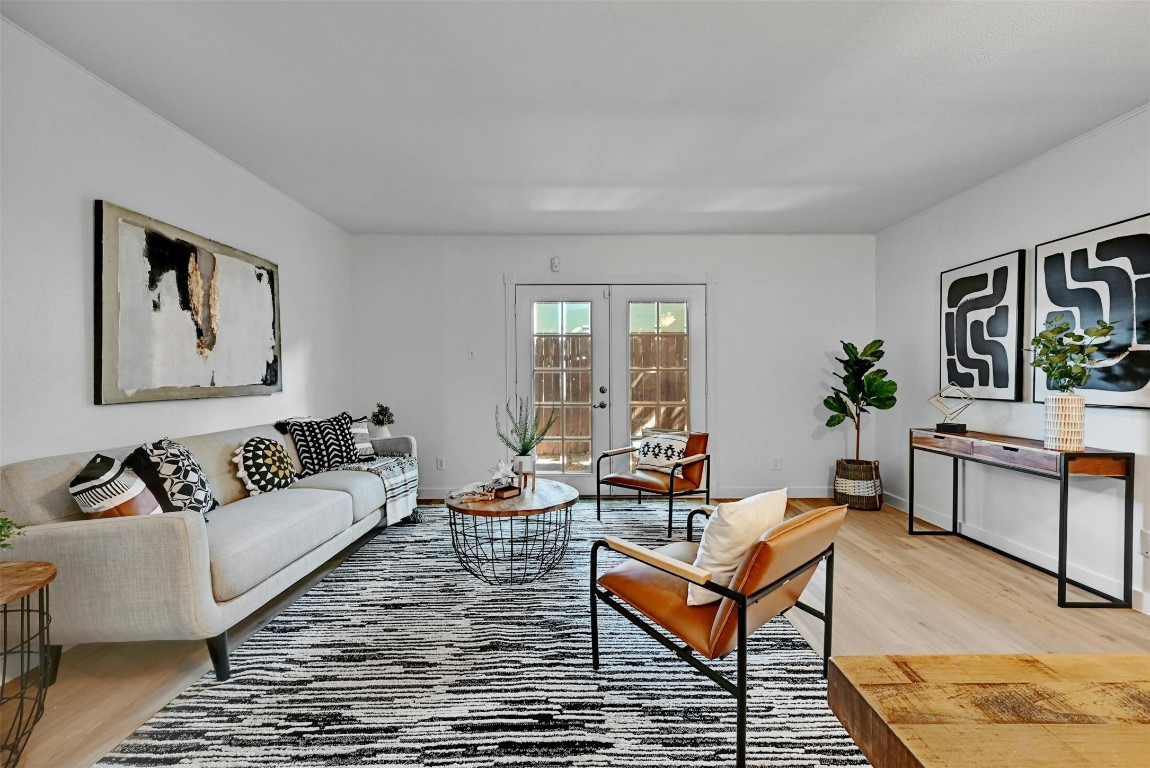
[822,339,898,461]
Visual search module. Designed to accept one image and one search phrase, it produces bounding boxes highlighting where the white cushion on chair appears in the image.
[687,488,788,606]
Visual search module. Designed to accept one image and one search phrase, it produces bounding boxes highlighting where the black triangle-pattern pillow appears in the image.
[234,437,296,495]
[125,438,219,517]
[285,412,358,476]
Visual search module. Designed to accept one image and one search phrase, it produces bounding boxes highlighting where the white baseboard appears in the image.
[885,492,1146,614]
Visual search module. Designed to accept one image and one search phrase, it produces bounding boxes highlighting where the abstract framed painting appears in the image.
[939,250,1025,401]
[95,201,282,404]
[1033,213,1150,408]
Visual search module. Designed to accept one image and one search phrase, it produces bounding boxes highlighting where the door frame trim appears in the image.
[504,272,718,494]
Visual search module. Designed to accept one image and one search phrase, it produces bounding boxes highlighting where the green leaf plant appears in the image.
[370,403,395,427]
[0,514,25,550]
[495,395,559,456]
[1027,314,1115,394]
[822,339,898,461]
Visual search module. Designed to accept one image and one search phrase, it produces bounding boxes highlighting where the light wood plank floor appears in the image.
[12,500,1150,768]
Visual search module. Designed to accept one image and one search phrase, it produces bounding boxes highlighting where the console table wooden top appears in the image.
[829,653,1150,768]
[910,428,1132,478]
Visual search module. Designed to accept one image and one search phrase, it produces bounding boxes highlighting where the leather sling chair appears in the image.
[595,432,711,538]
[590,503,848,768]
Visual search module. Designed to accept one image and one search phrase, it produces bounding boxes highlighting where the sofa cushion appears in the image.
[206,489,352,601]
[68,454,161,518]
[290,471,386,522]
[233,437,296,495]
[284,413,359,476]
[125,439,219,517]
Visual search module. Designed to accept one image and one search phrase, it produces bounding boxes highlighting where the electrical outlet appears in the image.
[467,348,477,361]
[1141,529,1150,558]
[771,457,781,471]
[436,457,446,471]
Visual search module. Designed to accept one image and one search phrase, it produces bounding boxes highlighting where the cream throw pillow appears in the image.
[686,488,788,606]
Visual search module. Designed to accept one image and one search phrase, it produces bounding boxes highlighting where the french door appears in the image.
[514,284,707,495]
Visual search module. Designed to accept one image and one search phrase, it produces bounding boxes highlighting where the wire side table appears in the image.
[1,561,56,768]
[446,479,579,585]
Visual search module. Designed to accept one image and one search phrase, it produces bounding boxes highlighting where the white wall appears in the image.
[351,234,875,499]
[874,107,1150,610]
[0,21,354,464]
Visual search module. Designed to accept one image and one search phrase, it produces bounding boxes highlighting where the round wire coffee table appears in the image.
[446,479,579,585]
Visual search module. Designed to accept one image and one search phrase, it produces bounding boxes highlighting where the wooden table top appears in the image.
[0,561,57,605]
[446,478,579,518]
[828,654,1150,768]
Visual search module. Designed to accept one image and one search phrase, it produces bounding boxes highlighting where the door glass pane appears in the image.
[629,301,690,465]
[533,301,593,474]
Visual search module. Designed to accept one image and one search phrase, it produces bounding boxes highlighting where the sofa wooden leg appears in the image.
[44,644,62,686]
[206,632,230,681]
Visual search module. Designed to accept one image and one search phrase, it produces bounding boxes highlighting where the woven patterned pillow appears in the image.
[234,437,297,495]
[285,412,358,476]
[125,438,218,517]
[635,432,689,478]
[69,454,162,519]
[349,418,375,460]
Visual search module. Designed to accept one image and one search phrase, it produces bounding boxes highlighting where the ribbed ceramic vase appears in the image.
[1043,392,1085,451]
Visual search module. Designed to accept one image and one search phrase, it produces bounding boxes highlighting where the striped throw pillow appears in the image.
[350,418,375,460]
[69,454,161,519]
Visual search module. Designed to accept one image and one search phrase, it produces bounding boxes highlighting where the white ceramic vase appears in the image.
[368,424,392,440]
[1043,392,1085,451]
[512,454,535,474]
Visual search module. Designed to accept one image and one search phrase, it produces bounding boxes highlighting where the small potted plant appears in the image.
[0,514,25,550]
[495,395,558,477]
[822,339,898,510]
[1028,313,1114,451]
[369,403,395,439]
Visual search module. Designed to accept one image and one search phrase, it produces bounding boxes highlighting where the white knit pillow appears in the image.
[686,488,788,606]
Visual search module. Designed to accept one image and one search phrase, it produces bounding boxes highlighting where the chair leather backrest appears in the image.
[682,432,709,487]
[707,504,847,659]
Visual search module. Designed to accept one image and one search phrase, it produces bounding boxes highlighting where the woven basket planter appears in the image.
[833,459,883,511]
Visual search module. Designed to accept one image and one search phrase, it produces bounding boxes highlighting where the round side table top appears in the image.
[446,478,579,518]
[0,561,57,606]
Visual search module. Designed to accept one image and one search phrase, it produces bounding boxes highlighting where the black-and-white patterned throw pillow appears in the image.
[234,437,297,495]
[125,438,218,516]
[285,412,358,476]
[635,432,689,478]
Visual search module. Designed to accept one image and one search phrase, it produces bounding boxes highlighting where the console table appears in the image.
[907,428,1135,608]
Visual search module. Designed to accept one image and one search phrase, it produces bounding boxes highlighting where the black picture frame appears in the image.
[1033,212,1150,409]
[939,249,1025,401]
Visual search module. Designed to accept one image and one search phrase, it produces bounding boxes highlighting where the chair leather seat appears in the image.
[601,470,700,494]
[597,541,720,658]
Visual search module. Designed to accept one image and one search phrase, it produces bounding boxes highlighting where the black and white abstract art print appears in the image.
[96,201,282,405]
[939,250,1025,401]
[1034,213,1150,408]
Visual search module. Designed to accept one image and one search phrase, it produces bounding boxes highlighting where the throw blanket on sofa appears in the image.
[339,455,419,506]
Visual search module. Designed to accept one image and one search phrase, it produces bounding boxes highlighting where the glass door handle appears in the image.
[592,401,608,409]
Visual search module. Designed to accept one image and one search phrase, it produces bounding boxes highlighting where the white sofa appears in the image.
[0,423,418,681]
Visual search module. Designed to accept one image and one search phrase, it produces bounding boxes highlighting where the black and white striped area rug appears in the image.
[97,502,868,767]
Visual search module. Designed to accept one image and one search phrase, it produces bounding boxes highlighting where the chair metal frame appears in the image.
[590,509,834,768]
[595,448,712,537]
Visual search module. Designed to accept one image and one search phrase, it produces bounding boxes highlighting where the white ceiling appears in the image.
[3,1,1149,235]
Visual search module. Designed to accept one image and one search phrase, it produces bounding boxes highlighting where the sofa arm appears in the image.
[372,434,417,459]
[0,511,221,644]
